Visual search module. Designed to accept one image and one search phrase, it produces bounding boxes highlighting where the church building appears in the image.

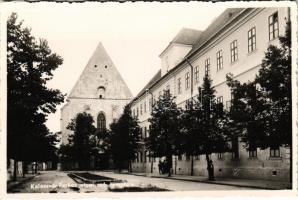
[60,42,132,145]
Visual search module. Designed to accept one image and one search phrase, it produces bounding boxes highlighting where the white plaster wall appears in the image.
[161,44,192,76]
[131,8,290,181]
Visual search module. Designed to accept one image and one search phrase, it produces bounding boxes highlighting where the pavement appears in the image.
[128,172,292,190]
[7,173,38,192]
[7,170,291,193]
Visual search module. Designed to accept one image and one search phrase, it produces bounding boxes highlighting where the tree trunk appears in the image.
[22,161,27,178]
[190,155,194,176]
[128,160,132,173]
[206,154,214,181]
[150,158,153,173]
[13,159,17,181]
[35,163,38,174]
[290,146,292,183]
[167,154,172,177]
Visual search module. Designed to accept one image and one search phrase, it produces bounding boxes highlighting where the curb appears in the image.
[68,173,125,184]
[129,173,289,190]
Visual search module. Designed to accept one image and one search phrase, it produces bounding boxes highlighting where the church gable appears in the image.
[68,42,132,100]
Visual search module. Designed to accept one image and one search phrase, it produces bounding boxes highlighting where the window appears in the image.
[194,155,200,160]
[194,66,199,83]
[136,108,139,117]
[186,155,190,161]
[270,147,280,157]
[140,104,143,115]
[144,127,147,138]
[136,153,140,163]
[249,148,257,158]
[205,58,210,76]
[149,98,152,111]
[144,101,146,113]
[226,101,231,111]
[230,40,238,63]
[166,84,170,94]
[177,78,182,94]
[231,138,239,159]
[216,50,223,71]
[218,153,223,160]
[140,152,143,162]
[178,154,182,161]
[269,12,279,41]
[248,27,256,53]
[185,72,190,89]
[144,151,147,163]
[97,112,106,132]
[98,86,106,99]
[217,96,223,104]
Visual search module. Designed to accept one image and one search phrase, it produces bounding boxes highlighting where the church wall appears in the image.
[61,98,130,144]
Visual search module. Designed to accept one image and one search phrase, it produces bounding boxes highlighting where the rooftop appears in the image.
[132,8,248,103]
[159,28,202,57]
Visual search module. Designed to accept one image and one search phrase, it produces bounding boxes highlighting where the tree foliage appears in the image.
[110,105,141,171]
[65,112,97,169]
[226,21,292,149]
[146,91,182,176]
[181,76,228,180]
[7,12,64,168]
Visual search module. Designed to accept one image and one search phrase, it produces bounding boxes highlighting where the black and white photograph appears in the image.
[1,1,297,196]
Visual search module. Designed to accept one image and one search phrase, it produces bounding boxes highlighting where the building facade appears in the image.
[61,42,132,145]
[130,7,291,182]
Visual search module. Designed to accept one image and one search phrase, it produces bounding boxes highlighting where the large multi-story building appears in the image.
[130,7,291,182]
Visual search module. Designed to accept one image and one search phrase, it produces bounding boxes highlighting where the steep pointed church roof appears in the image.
[68,42,132,100]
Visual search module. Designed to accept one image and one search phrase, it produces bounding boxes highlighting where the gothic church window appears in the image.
[97,112,106,132]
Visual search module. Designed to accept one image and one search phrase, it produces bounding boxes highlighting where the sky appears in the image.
[4,2,229,133]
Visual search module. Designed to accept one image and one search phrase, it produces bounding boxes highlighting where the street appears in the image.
[8,170,257,193]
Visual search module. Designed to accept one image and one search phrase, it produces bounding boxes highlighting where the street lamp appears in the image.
[145,88,154,173]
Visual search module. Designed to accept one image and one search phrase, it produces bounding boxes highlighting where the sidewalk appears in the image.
[7,173,38,192]
[129,172,291,190]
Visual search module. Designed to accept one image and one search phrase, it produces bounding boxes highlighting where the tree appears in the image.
[181,76,228,180]
[180,100,199,176]
[110,105,141,172]
[7,13,65,180]
[226,21,292,181]
[66,112,97,170]
[89,128,111,169]
[145,91,182,177]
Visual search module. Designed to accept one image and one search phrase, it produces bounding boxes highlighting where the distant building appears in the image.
[130,7,291,182]
[60,43,132,168]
